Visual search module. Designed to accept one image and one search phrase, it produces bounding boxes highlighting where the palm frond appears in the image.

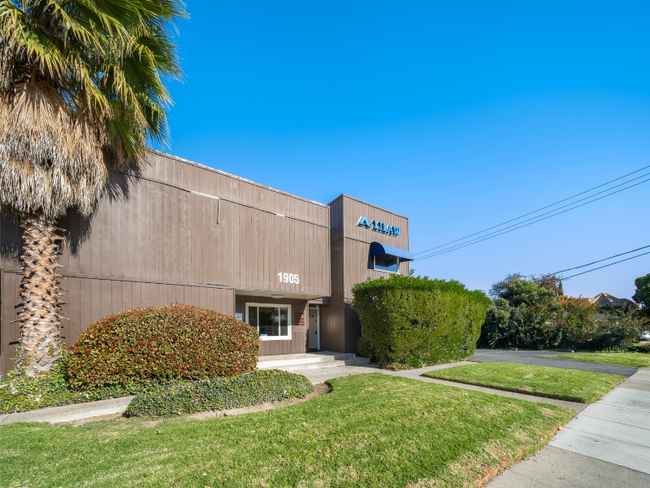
[0,0,187,217]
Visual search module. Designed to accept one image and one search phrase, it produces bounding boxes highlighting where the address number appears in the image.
[278,272,300,284]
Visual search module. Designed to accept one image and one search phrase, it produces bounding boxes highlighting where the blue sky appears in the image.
[162,1,649,299]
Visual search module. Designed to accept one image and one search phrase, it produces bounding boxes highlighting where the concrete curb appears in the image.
[0,396,135,426]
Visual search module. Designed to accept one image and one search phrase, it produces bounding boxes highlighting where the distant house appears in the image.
[588,293,639,310]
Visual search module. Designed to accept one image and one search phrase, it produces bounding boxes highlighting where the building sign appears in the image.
[357,216,400,236]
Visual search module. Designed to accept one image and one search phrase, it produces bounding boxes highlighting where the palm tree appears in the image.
[0,0,186,375]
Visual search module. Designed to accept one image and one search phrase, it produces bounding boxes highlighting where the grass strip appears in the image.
[0,373,573,488]
[550,352,650,368]
[423,362,625,403]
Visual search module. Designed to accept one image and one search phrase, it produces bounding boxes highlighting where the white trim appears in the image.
[245,302,292,341]
[373,255,401,274]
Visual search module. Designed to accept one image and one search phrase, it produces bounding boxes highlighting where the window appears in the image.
[246,303,291,340]
[374,254,400,273]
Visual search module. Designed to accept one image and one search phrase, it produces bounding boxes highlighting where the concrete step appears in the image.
[257,351,371,371]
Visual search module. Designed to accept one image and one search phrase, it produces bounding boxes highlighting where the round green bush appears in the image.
[64,304,261,390]
[352,274,490,368]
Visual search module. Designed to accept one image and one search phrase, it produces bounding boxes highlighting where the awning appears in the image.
[370,242,415,261]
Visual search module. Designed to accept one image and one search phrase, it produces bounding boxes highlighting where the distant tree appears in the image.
[480,278,564,349]
[633,273,650,316]
[489,272,564,298]
[532,274,564,297]
[489,273,524,298]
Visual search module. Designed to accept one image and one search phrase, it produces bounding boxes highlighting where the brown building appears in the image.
[0,151,412,375]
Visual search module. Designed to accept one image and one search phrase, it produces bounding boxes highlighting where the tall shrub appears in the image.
[480,278,642,350]
[480,280,564,349]
[64,304,260,390]
[352,275,490,368]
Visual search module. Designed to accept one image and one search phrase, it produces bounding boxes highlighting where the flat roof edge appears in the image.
[150,149,329,208]
[328,193,409,220]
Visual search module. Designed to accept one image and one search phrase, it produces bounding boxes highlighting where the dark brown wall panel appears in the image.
[0,272,235,375]
[329,196,344,243]
[0,271,20,376]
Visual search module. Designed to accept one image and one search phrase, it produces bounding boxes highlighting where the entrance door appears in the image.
[308,307,319,350]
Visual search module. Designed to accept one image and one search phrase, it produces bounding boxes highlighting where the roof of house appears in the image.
[588,293,639,309]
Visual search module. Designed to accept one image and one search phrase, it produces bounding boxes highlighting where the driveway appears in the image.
[471,349,638,377]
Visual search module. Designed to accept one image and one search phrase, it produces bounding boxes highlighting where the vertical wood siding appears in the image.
[322,195,410,353]
[0,270,235,375]
[0,151,330,375]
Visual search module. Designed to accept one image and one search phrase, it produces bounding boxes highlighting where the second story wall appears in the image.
[329,194,409,300]
[38,151,331,298]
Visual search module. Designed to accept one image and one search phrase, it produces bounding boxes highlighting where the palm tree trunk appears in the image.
[16,212,63,376]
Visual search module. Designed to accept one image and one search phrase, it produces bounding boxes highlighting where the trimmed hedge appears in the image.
[64,304,261,390]
[352,274,490,368]
[125,370,314,417]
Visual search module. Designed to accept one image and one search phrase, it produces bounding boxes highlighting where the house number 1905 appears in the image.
[278,273,300,284]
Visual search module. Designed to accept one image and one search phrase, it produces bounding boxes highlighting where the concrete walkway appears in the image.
[487,367,650,486]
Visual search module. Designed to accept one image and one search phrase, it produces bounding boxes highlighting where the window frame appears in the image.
[373,254,401,274]
[245,302,292,341]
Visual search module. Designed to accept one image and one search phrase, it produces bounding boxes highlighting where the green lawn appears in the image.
[423,363,625,403]
[550,352,650,368]
[0,374,573,488]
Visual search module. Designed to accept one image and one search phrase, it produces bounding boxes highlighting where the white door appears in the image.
[308,307,319,350]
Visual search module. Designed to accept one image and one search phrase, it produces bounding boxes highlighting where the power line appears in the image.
[415,175,650,261]
[551,244,650,275]
[416,172,650,259]
[414,164,650,256]
[562,251,650,280]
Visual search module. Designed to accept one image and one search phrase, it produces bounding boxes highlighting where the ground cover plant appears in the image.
[423,363,625,403]
[65,304,260,389]
[550,352,650,368]
[126,370,314,416]
[0,367,310,416]
[353,274,490,368]
[0,364,167,414]
[0,374,573,488]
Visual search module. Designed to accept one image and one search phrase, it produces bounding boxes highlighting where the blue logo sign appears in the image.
[357,216,400,236]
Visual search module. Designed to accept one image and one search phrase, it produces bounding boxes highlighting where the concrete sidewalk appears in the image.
[487,368,650,486]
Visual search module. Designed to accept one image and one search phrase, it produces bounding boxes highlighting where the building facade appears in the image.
[0,152,411,375]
